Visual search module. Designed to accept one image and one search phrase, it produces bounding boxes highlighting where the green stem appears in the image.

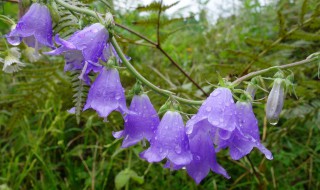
[231,57,318,86]
[111,37,203,105]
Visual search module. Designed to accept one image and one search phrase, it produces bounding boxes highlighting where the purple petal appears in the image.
[83,67,129,118]
[113,94,160,148]
[186,119,230,184]
[140,111,192,165]
[6,3,53,47]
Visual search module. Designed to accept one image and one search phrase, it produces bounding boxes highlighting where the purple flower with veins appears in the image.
[186,87,237,141]
[6,3,53,49]
[140,111,192,166]
[186,120,230,183]
[113,94,160,147]
[83,67,129,118]
[46,23,109,83]
[216,101,273,160]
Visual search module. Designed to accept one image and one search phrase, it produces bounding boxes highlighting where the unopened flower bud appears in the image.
[246,83,257,100]
[266,78,285,125]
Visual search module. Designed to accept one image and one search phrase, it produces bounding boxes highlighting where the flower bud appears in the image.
[266,78,285,125]
[246,83,257,100]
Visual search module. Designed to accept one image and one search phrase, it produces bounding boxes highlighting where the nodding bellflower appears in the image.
[113,94,160,148]
[216,101,273,160]
[6,3,53,48]
[140,111,192,166]
[266,78,285,125]
[186,87,238,142]
[46,23,109,83]
[83,67,129,118]
[186,120,230,184]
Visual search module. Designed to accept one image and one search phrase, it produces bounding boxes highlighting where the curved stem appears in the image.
[111,37,203,105]
[231,57,318,86]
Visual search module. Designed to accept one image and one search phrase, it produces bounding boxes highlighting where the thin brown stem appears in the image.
[157,0,163,46]
[240,17,315,76]
[246,155,262,188]
[115,23,209,96]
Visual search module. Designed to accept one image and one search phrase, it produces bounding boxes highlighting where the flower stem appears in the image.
[111,37,203,105]
[231,57,319,87]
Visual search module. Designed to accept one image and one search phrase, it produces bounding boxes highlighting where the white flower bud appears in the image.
[266,78,285,125]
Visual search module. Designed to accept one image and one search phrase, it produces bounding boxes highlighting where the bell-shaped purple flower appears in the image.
[46,23,109,83]
[140,111,192,166]
[186,120,230,184]
[266,78,285,125]
[6,3,53,48]
[83,67,129,118]
[186,87,237,142]
[113,94,160,147]
[217,101,273,160]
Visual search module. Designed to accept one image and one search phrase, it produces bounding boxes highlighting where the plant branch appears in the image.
[232,56,318,86]
[111,37,203,105]
[240,16,315,76]
[115,23,209,96]
[156,0,162,46]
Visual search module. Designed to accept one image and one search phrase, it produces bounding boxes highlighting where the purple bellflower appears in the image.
[83,67,129,118]
[217,101,273,160]
[266,78,285,125]
[140,111,192,166]
[6,3,53,48]
[186,119,230,183]
[186,87,238,143]
[113,94,160,148]
[46,23,109,83]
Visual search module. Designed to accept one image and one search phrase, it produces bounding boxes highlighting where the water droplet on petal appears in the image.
[212,90,221,97]
[175,145,181,154]
[206,107,212,112]
[195,155,201,160]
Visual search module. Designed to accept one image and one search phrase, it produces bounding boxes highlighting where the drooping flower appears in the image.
[46,23,109,83]
[216,101,273,160]
[266,78,285,125]
[186,119,230,184]
[0,47,25,73]
[186,87,238,142]
[6,3,53,48]
[83,67,129,118]
[113,94,160,147]
[140,111,192,166]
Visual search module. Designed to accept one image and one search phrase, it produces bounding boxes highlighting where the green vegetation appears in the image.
[0,0,319,189]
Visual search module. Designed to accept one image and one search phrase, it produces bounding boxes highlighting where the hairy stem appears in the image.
[111,37,203,105]
[231,57,318,86]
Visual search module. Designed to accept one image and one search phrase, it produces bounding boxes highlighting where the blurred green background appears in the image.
[0,0,319,189]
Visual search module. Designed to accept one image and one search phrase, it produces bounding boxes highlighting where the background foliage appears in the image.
[0,0,319,189]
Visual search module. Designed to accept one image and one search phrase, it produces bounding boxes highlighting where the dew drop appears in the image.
[195,155,201,160]
[268,118,279,125]
[159,148,163,153]
[115,94,121,100]
[175,145,181,154]
[212,90,221,97]
[205,107,212,112]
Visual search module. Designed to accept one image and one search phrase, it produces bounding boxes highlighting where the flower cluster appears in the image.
[3,3,276,184]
